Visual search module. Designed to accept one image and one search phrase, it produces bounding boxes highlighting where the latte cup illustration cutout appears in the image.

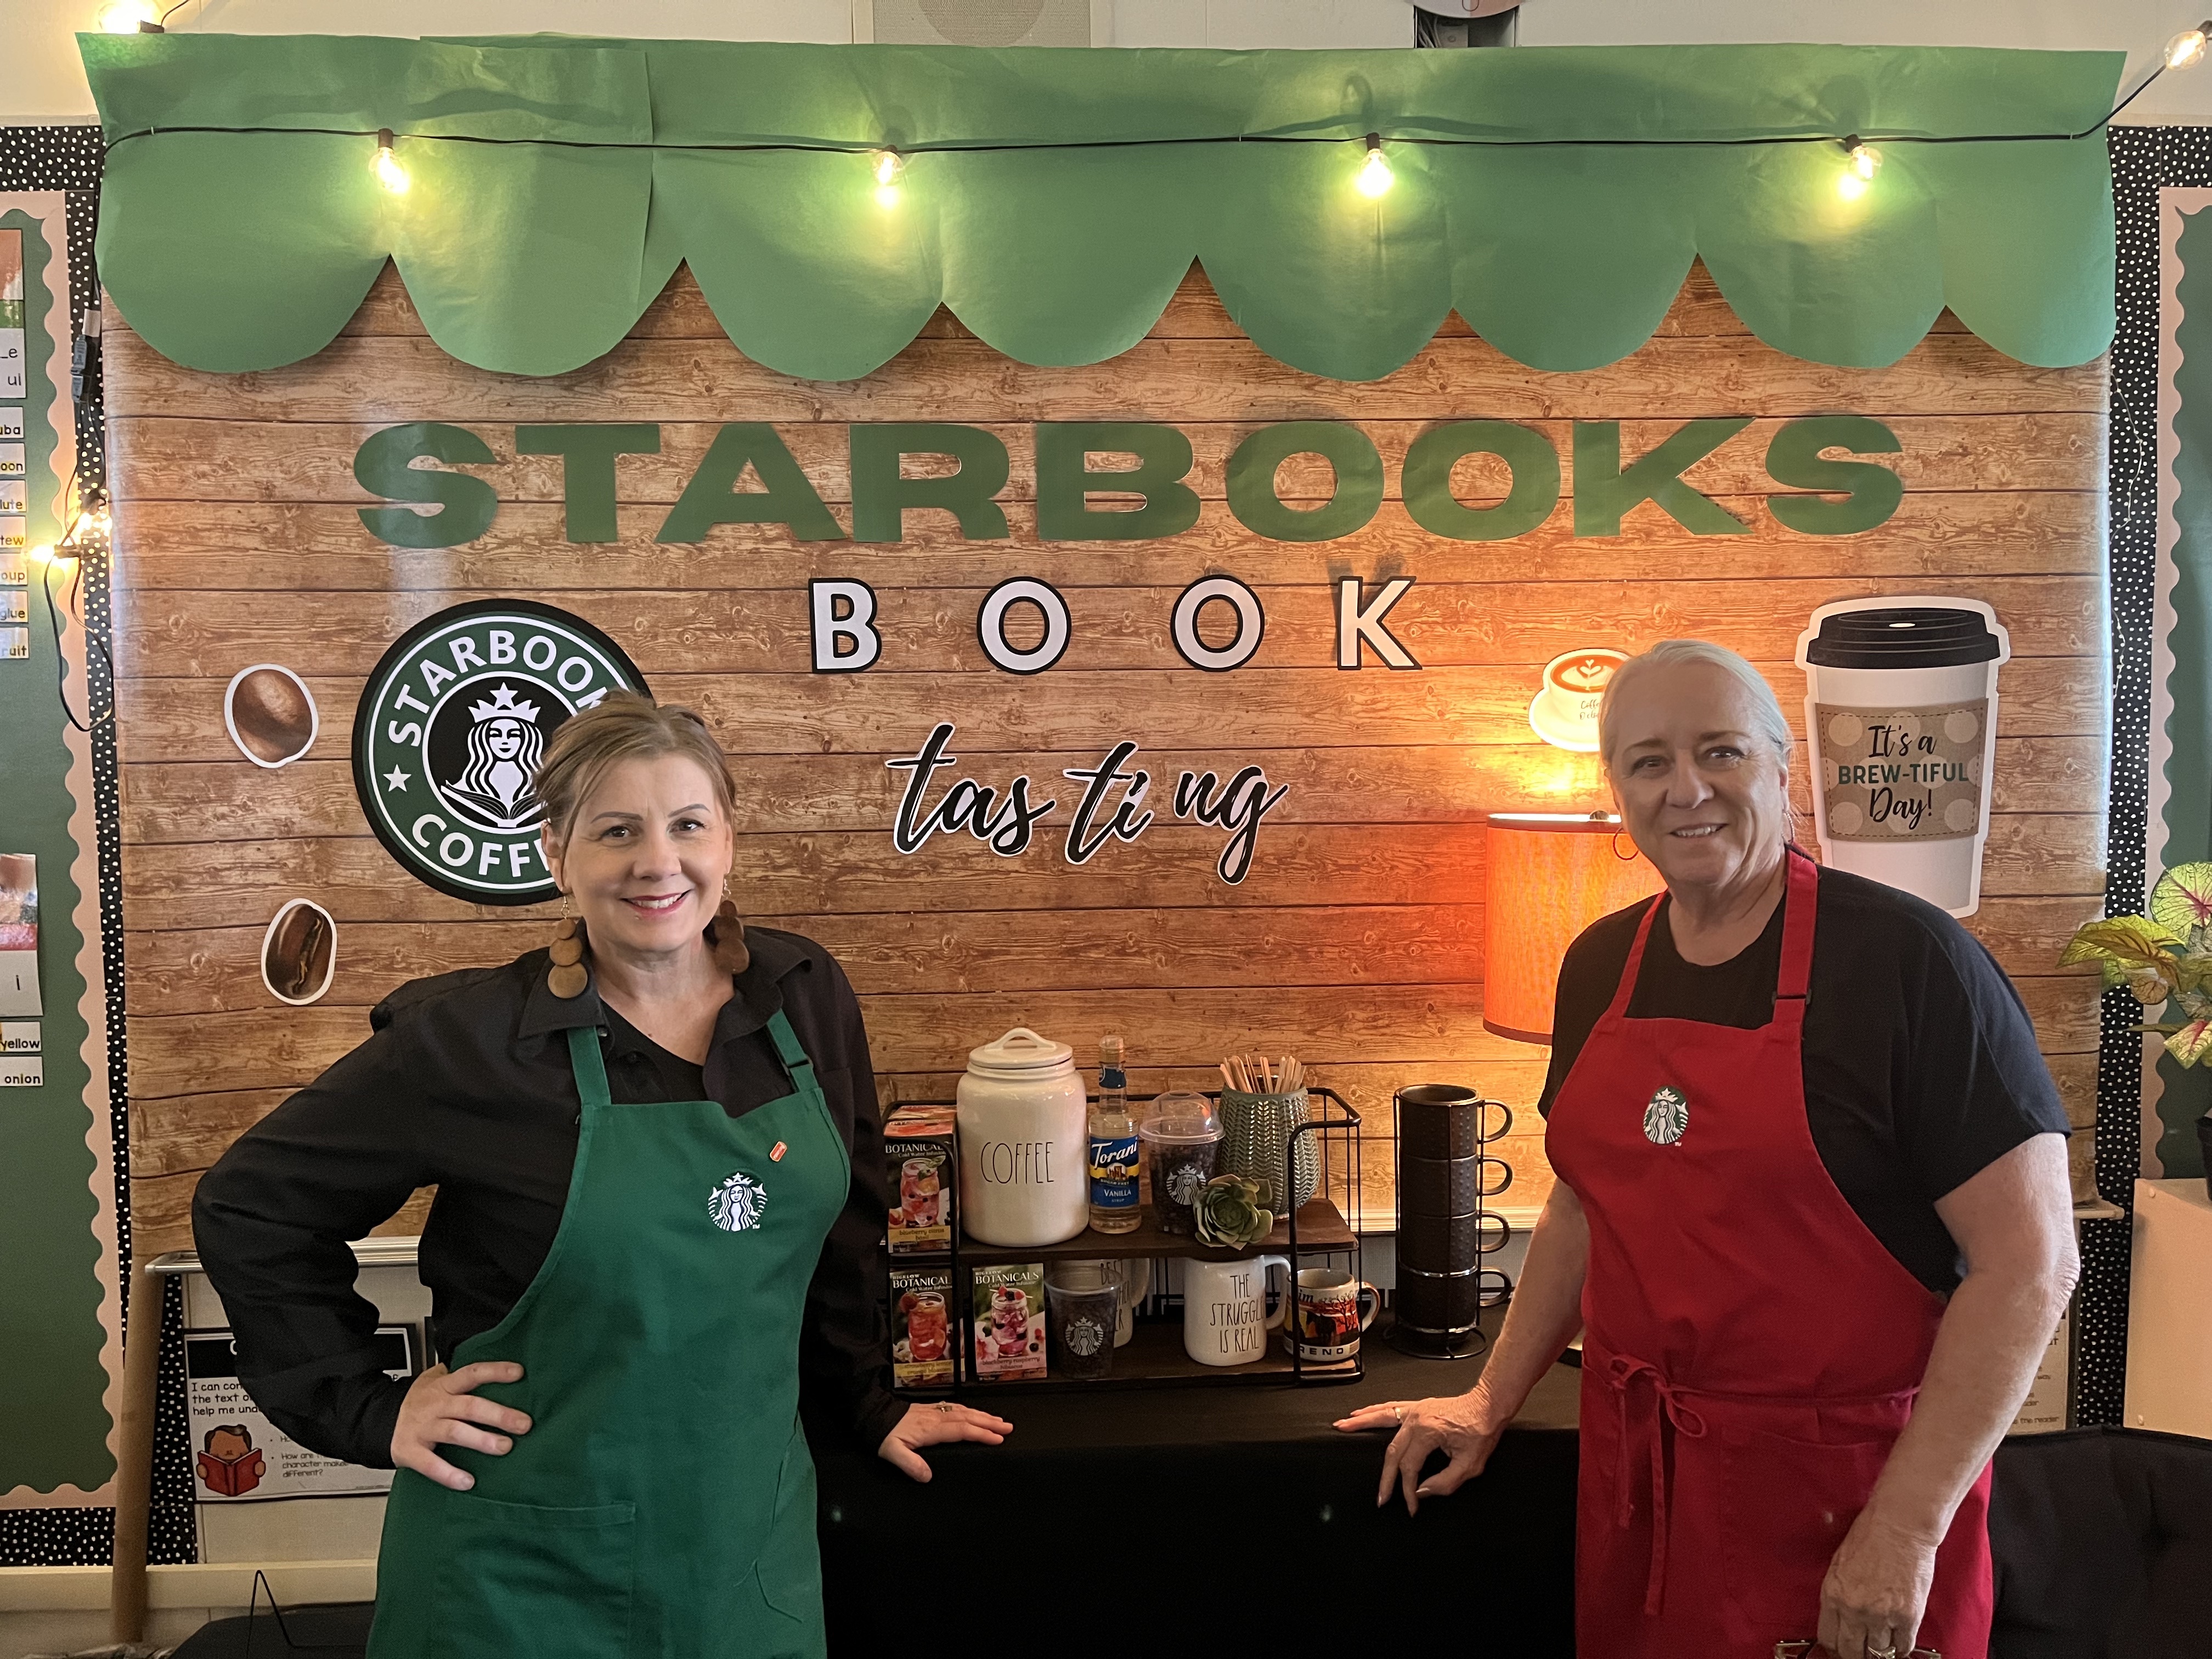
[1796,597,2009,918]
[223,664,319,769]
[261,899,337,1006]
[1528,647,1628,752]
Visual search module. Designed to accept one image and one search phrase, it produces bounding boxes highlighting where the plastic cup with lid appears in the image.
[1139,1091,1223,1235]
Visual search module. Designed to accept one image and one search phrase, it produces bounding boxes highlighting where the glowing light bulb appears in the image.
[1837,137,1881,200]
[872,149,904,208]
[2168,24,2211,70]
[1357,134,1393,199]
[27,543,54,566]
[371,129,410,195]
[98,1,156,32]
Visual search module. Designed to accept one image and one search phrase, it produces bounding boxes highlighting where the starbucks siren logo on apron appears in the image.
[352,601,647,904]
[1643,1086,1689,1146]
[707,1170,768,1233]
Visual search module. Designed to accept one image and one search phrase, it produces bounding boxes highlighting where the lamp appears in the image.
[1483,813,1663,1043]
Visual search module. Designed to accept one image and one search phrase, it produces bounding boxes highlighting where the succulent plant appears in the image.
[1193,1173,1275,1250]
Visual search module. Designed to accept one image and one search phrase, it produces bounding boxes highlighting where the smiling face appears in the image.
[1605,659,1792,897]
[486,718,525,762]
[541,753,734,964]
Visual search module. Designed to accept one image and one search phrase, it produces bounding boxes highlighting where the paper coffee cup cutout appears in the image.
[1528,647,1628,752]
[1796,597,2010,918]
[224,664,319,769]
[261,899,337,1006]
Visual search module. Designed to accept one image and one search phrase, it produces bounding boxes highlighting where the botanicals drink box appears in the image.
[889,1266,955,1390]
[970,1262,1046,1381]
[884,1104,956,1256]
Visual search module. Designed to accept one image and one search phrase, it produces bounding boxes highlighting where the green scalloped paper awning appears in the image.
[81,33,2121,381]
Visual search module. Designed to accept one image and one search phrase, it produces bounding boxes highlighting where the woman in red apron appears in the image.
[1340,641,2078,1659]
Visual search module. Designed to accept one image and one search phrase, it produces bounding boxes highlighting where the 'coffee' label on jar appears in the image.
[1815,701,1988,842]
[975,1139,1060,1185]
[1089,1134,1139,1209]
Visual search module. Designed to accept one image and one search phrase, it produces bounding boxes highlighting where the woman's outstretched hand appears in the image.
[1334,1391,1504,1515]
[877,1401,1013,1482]
[390,1362,532,1491]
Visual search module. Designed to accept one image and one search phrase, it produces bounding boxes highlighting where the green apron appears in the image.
[369,1008,848,1659]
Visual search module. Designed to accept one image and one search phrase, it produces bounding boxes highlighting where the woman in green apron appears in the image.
[194,695,1011,1658]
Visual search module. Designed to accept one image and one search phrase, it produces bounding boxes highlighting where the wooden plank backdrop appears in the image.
[103,262,2109,1252]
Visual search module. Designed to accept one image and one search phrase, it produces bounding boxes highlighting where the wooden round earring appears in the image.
[547,911,589,999]
[710,898,751,976]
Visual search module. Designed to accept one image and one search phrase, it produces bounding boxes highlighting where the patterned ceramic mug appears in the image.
[1291,1267,1380,1363]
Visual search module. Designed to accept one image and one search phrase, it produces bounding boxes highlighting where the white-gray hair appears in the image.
[1598,640,1795,775]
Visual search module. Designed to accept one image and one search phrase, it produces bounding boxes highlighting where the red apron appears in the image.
[1544,850,1993,1656]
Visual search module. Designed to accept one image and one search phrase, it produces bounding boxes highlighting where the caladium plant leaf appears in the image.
[2150,862,2212,935]
[2166,1015,2212,1068]
[2122,966,2181,1004]
[2060,914,2185,1000]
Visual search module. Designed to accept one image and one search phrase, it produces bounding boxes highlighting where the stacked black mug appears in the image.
[1389,1084,1513,1357]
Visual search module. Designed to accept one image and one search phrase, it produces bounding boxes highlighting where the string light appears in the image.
[1356,133,1393,199]
[371,129,410,195]
[872,149,904,207]
[100,1,2210,224]
[51,477,112,562]
[1837,135,1882,200]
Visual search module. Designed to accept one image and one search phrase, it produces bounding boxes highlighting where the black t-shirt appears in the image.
[1537,865,2067,1294]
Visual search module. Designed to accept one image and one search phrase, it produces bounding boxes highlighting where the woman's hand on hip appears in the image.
[877,1401,1012,1483]
[1334,1390,1505,1515]
[1819,1508,1938,1659]
[390,1362,532,1492]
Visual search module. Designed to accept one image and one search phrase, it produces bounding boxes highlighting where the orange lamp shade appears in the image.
[1484,814,1665,1045]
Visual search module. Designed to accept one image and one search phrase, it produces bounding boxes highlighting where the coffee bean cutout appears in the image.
[548,936,584,967]
[259,898,338,1006]
[224,664,318,769]
[548,962,589,998]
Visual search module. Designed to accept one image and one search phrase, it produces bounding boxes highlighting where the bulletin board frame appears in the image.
[0,189,117,1511]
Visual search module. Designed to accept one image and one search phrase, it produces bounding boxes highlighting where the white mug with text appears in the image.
[1182,1255,1289,1367]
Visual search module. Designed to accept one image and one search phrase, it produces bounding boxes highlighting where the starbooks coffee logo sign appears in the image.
[352,601,647,904]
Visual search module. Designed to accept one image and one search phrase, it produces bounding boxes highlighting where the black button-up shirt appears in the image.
[191,927,899,1469]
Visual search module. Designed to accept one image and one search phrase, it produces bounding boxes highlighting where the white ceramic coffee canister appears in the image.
[956,1027,1091,1247]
